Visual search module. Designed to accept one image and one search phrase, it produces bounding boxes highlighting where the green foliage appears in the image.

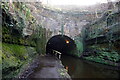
[85,11,120,40]
[1,2,49,79]
[84,44,120,66]
[0,50,2,71]
[2,43,25,68]
[2,25,36,46]
[1,2,9,13]
[83,11,120,66]
[76,40,83,53]
[8,44,27,59]
[84,55,118,66]
[72,40,83,57]
[2,43,37,78]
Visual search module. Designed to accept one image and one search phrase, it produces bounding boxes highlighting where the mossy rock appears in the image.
[2,43,37,79]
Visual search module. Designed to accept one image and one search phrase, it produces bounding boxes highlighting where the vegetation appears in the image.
[81,9,120,66]
[84,44,120,66]
[1,1,120,79]
[1,2,52,79]
[2,43,37,78]
[72,38,83,57]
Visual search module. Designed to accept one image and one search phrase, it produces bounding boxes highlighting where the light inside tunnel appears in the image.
[66,40,69,44]
[46,35,76,55]
[41,0,117,6]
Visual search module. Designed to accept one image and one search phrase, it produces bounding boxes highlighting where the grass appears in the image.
[2,43,37,78]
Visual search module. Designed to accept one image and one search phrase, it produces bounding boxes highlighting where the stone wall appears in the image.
[25,2,96,38]
[81,9,120,66]
[1,2,52,79]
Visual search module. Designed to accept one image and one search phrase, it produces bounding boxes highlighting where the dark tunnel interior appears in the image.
[46,35,76,55]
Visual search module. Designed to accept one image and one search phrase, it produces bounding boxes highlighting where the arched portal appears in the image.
[46,35,76,55]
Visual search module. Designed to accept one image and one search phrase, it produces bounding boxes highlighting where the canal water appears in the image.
[61,55,120,78]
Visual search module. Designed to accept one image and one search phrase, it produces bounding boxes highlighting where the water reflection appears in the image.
[61,55,119,78]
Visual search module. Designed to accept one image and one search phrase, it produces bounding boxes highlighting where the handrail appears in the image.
[53,50,62,59]
[53,50,62,55]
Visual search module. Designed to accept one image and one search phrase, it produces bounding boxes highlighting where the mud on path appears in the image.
[18,55,71,79]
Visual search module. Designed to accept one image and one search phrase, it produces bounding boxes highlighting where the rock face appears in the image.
[1,1,120,79]
[81,6,120,66]
[1,2,51,79]
[25,2,120,60]
[25,2,99,38]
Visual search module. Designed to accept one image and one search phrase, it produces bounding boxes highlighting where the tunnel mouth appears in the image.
[46,35,76,55]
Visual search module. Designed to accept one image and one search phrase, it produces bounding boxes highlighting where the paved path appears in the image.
[20,55,71,79]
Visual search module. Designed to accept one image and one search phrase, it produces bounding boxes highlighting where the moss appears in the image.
[2,25,36,46]
[2,43,37,78]
[84,56,117,66]
[75,40,83,53]
[0,50,2,71]
[2,2,37,47]
[2,43,25,68]
[84,42,120,66]
[84,49,120,66]
[1,2,50,79]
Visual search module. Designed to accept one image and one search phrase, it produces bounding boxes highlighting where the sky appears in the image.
[41,0,117,6]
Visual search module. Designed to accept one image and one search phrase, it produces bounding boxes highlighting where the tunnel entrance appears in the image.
[46,35,76,55]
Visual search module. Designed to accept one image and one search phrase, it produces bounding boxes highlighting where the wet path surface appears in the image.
[61,55,120,78]
[28,56,60,78]
[25,55,70,79]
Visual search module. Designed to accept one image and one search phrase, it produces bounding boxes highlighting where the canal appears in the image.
[61,55,120,78]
